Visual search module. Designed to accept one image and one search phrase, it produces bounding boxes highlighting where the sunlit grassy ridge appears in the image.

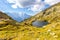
[0,3,60,40]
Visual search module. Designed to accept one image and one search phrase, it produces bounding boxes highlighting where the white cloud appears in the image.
[7,0,60,12]
[31,5,40,11]
[44,0,60,5]
[7,0,36,8]
[29,3,45,12]
[7,0,43,11]
[36,0,41,3]
[7,0,15,3]
[30,0,60,11]
[7,0,23,8]
[11,4,17,8]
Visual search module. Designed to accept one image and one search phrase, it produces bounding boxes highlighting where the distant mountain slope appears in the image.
[6,12,30,22]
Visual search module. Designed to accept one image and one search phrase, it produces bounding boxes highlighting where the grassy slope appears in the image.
[0,3,60,40]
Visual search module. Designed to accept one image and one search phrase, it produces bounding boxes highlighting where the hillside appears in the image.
[0,12,18,27]
[18,2,60,40]
[0,11,12,20]
[0,11,21,40]
[20,2,60,25]
[0,2,60,40]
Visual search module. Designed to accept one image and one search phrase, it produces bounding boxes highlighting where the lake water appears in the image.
[32,20,49,27]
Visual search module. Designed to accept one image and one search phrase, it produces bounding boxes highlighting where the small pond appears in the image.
[32,20,49,27]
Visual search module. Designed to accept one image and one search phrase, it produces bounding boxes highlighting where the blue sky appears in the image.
[0,0,60,16]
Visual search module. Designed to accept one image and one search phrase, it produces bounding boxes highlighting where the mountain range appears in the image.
[0,2,60,40]
[5,12,31,22]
